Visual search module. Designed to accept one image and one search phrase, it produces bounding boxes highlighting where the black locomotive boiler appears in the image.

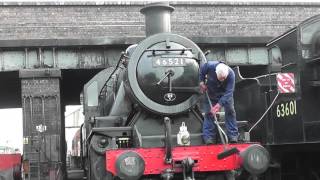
[79,3,270,180]
[234,14,320,180]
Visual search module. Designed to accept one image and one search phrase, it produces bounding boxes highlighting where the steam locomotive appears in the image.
[78,3,270,180]
[234,14,320,180]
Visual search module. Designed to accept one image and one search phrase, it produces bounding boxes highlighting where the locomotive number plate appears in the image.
[153,57,187,67]
[275,100,297,118]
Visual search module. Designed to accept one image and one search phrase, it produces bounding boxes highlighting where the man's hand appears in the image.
[199,82,207,94]
[211,103,221,114]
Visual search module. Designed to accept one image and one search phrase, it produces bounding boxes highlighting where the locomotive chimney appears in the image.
[140,2,174,37]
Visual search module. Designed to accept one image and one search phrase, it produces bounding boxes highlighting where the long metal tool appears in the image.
[205,92,228,146]
[205,91,239,159]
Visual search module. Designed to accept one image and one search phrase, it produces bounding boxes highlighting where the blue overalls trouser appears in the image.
[202,97,239,142]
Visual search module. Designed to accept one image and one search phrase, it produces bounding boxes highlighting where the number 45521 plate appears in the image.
[153,57,187,67]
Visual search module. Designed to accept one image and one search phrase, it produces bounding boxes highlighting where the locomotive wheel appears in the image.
[88,136,113,180]
[88,154,113,180]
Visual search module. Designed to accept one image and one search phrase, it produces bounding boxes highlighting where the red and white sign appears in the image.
[276,73,295,93]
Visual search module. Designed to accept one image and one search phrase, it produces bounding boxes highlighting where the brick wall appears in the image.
[0,1,320,40]
[21,77,64,178]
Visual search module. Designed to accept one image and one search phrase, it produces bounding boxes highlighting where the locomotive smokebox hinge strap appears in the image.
[164,117,172,164]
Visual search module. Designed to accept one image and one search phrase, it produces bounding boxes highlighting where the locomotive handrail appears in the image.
[147,54,192,58]
[307,56,320,64]
[233,66,262,88]
[146,48,193,56]
[248,91,279,133]
[281,62,296,68]
[145,48,192,52]
[99,52,125,97]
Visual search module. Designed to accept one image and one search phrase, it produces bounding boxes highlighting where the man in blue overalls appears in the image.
[199,61,239,144]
